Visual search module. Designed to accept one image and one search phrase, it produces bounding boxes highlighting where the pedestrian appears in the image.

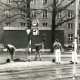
[34,43,41,61]
[25,46,31,62]
[72,40,78,64]
[53,39,62,64]
[6,44,15,62]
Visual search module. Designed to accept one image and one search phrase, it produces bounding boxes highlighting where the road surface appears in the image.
[0,63,80,80]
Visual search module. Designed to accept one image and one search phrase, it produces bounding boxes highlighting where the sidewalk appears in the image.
[0,60,79,72]
[0,51,80,72]
[0,60,72,72]
[0,61,80,80]
[0,61,53,71]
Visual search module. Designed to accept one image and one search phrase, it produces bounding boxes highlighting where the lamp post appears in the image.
[73,0,79,79]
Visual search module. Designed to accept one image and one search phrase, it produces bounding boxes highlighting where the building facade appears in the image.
[1,0,79,49]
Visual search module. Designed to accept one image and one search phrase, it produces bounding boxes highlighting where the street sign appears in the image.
[33,29,39,35]
[32,19,39,27]
[26,29,31,35]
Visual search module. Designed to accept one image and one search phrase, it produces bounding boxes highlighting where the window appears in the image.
[21,11,25,18]
[42,0,47,4]
[43,23,47,27]
[6,23,11,26]
[68,11,73,18]
[57,0,61,4]
[5,11,11,18]
[32,11,36,18]
[21,22,26,26]
[68,34,73,42]
[67,0,72,3]
[7,0,11,2]
[70,3,73,6]
[6,0,11,3]
[43,10,47,18]
[68,23,73,28]
[57,12,62,18]
[22,0,26,2]
[31,0,36,4]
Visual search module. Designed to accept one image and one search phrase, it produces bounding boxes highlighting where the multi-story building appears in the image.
[0,0,79,50]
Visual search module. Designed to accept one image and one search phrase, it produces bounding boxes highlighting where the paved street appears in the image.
[0,51,80,80]
[0,51,80,64]
[0,62,80,80]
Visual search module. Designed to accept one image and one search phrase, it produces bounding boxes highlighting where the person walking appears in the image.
[34,43,41,61]
[25,46,31,62]
[6,44,15,61]
[53,39,62,64]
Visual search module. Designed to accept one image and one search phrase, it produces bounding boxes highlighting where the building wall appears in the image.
[1,0,77,48]
[4,29,64,49]
[4,30,28,48]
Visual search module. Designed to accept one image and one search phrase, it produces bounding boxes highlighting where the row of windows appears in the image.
[67,23,80,29]
[31,10,47,18]
[5,10,75,19]
[57,10,80,18]
[31,0,48,4]
[20,10,47,18]
[6,0,77,5]
[6,22,80,28]
[5,22,48,27]
[57,11,73,18]
[68,34,80,42]
[6,0,48,4]
[5,10,47,18]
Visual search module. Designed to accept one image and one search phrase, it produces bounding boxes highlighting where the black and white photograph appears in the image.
[0,0,80,80]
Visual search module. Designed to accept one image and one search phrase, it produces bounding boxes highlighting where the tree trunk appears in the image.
[27,0,31,28]
[50,0,56,52]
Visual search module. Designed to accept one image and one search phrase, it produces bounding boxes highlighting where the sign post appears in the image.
[32,19,39,35]
[26,28,32,62]
[32,19,39,27]
[33,29,39,35]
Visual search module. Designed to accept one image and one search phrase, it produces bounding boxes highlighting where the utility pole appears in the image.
[73,0,79,79]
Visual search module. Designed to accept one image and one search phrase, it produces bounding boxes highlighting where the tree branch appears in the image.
[56,17,75,28]
[57,0,75,13]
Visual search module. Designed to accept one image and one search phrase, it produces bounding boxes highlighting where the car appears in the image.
[64,45,73,51]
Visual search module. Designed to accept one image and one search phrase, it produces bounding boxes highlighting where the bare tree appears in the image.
[0,0,32,28]
[50,0,75,52]
[0,0,75,52]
